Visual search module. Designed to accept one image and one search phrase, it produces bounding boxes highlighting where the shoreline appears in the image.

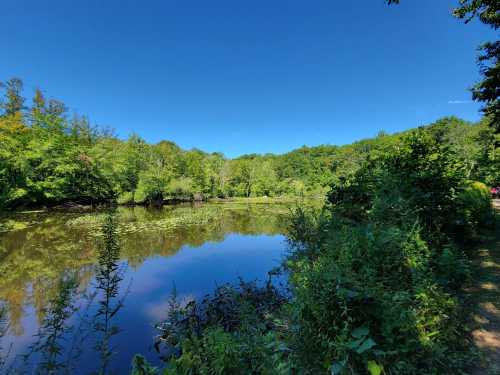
[2,196,322,214]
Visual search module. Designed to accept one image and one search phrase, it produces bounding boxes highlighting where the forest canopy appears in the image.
[0,78,498,209]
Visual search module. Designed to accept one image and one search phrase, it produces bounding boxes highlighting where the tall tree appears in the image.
[0,78,25,116]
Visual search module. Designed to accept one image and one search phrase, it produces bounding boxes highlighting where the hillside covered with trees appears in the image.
[1,78,498,210]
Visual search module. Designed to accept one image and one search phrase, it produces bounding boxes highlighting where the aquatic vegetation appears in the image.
[0,220,28,233]
[3,211,130,374]
[66,206,223,238]
[64,203,294,240]
[0,203,288,336]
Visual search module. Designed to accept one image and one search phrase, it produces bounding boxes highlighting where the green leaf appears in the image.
[347,338,364,350]
[367,360,383,375]
[351,326,369,338]
[356,338,376,354]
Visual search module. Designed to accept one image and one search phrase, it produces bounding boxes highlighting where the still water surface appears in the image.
[0,203,289,374]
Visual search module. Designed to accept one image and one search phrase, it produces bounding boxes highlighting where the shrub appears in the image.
[130,355,159,375]
[134,171,169,205]
[285,219,467,374]
[456,181,494,240]
[282,130,478,373]
[117,191,134,205]
[154,280,289,374]
[166,178,195,200]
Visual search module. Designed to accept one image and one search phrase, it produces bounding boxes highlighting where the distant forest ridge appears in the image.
[0,78,497,208]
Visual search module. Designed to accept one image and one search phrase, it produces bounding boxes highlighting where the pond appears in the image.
[0,203,291,374]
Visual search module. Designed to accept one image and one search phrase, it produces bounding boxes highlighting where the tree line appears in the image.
[0,78,498,210]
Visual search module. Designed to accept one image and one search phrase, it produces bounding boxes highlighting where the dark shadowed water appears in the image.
[0,203,290,374]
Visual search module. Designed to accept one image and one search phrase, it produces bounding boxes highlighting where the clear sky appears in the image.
[1,0,496,157]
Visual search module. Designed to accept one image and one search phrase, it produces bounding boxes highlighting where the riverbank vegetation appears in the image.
[134,124,497,374]
[1,79,498,210]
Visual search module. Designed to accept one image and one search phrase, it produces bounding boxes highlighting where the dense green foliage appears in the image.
[155,281,288,375]
[1,79,498,210]
[456,181,494,240]
[0,79,328,208]
[139,125,496,374]
[2,2,498,372]
[282,130,494,374]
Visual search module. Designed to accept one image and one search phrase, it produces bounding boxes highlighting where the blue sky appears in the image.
[1,0,495,157]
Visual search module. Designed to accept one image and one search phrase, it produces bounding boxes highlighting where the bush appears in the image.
[166,178,195,200]
[456,181,494,240]
[154,280,289,374]
[130,355,159,375]
[134,171,169,205]
[285,217,467,374]
[117,191,134,205]
[282,130,478,373]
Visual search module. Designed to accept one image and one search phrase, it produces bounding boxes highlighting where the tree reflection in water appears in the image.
[3,211,128,374]
[0,203,292,373]
[22,276,78,374]
[0,303,10,371]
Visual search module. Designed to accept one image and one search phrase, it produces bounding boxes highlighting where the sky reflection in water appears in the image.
[0,203,289,374]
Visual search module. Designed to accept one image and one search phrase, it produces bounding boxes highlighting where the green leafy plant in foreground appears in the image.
[94,211,126,375]
[282,129,486,374]
[152,279,289,375]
